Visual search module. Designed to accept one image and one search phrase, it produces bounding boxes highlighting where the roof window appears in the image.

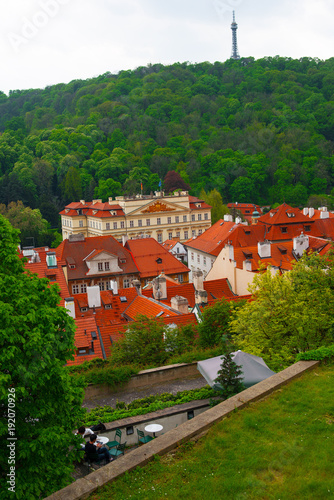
[281,227,288,233]
[120,296,127,302]
[46,252,57,268]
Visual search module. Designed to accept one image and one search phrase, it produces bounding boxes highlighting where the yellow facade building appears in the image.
[60,191,211,243]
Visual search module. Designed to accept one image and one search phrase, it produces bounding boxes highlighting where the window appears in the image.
[178,274,184,283]
[157,233,162,243]
[121,221,125,229]
[175,216,179,223]
[192,230,196,237]
[191,252,194,261]
[106,281,110,290]
[184,231,188,239]
[176,231,180,239]
[106,222,110,230]
[168,232,173,240]
[113,222,117,229]
[130,220,134,228]
[79,220,83,228]
[138,219,142,227]
[105,262,110,271]
[93,221,96,228]
[191,214,195,221]
[146,219,150,226]
[281,227,288,233]
[304,225,311,232]
[98,262,103,271]
[198,229,203,235]
[80,283,87,293]
[203,256,206,265]
[72,284,79,294]
[123,278,130,288]
[157,218,161,225]
[183,215,187,222]
[99,282,105,291]
[197,255,200,263]
[198,214,202,221]
[167,217,171,224]
[204,213,208,220]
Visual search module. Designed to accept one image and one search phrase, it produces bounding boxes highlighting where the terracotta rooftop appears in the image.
[184,219,236,255]
[56,235,139,280]
[125,238,189,278]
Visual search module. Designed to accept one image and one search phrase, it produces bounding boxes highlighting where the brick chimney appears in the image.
[132,279,142,294]
[152,276,167,300]
[171,295,189,314]
[193,270,204,291]
[195,289,208,305]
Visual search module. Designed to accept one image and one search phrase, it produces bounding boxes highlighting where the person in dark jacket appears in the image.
[85,434,112,463]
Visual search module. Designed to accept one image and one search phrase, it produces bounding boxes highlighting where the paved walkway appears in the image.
[83,375,208,411]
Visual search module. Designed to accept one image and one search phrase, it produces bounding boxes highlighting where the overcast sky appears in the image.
[1,0,333,95]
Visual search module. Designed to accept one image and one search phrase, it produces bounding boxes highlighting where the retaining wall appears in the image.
[45,360,319,500]
[84,362,200,400]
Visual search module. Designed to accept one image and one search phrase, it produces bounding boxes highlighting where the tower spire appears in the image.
[231,11,240,60]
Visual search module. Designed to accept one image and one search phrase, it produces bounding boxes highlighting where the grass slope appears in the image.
[90,364,334,500]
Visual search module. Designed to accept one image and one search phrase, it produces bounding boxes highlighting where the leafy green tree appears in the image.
[231,253,334,371]
[214,350,245,400]
[0,201,50,247]
[198,298,234,348]
[0,214,85,498]
[110,316,169,366]
[200,189,229,224]
[64,166,82,203]
[94,178,122,200]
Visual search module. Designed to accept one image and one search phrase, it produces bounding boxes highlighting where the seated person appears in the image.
[85,434,112,464]
[76,426,94,449]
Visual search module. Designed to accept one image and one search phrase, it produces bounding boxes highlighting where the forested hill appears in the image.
[1,56,334,231]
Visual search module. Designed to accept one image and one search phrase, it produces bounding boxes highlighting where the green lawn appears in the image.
[90,364,334,500]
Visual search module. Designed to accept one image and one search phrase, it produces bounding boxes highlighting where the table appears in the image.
[144,423,163,438]
[96,436,109,445]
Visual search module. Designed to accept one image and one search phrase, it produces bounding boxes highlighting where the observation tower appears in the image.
[231,11,240,60]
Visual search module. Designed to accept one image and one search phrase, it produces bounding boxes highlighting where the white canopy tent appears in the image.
[197,350,275,389]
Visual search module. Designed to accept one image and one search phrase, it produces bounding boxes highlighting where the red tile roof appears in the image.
[125,238,189,278]
[258,203,312,226]
[22,248,70,307]
[60,201,124,217]
[184,219,236,255]
[56,235,139,280]
[123,295,181,321]
[142,278,235,308]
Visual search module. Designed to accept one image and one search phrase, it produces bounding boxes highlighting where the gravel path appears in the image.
[83,375,208,411]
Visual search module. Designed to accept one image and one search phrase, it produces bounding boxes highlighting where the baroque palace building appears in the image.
[60,191,211,243]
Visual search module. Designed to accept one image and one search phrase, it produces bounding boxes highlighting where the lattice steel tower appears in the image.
[231,11,240,60]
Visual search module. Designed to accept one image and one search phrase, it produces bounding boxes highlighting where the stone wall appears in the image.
[84,362,200,400]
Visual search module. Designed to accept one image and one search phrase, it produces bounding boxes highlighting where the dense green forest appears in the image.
[1,56,334,241]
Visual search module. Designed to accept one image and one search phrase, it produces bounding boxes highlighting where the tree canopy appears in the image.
[0,214,85,498]
[231,253,334,371]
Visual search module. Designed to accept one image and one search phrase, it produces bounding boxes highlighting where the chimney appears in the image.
[132,279,142,294]
[195,289,208,305]
[308,207,315,218]
[122,234,128,246]
[152,276,167,300]
[80,200,85,205]
[320,210,329,219]
[92,199,102,205]
[303,207,309,216]
[224,214,233,222]
[64,297,76,319]
[87,285,101,308]
[69,233,85,242]
[235,216,242,224]
[243,260,252,272]
[110,279,118,295]
[293,234,309,257]
[258,241,271,259]
[227,243,234,261]
[193,270,204,290]
[171,295,189,314]
[108,197,113,204]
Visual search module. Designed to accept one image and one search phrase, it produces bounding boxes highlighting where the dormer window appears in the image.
[196,203,201,208]
[281,227,288,233]
[93,210,98,215]
[105,262,110,271]
[98,262,103,271]
[70,264,75,269]
[304,225,311,232]
[120,258,126,264]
